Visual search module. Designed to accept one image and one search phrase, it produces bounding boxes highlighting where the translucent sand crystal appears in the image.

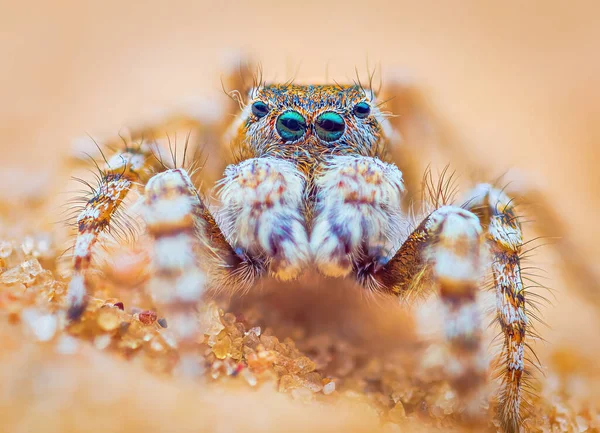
[0,241,13,258]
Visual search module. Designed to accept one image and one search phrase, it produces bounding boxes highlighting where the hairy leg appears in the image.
[142,166,268,374]
[373,206,489,414]
[66,146,155,319]
[373,184,528,432]
[310,155,405,278]
[66,146,264,320]
[463,184,528,433]
[143,169,206,374]
[217,157,310,281]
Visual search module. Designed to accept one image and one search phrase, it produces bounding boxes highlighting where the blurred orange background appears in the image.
[1,0,599,386]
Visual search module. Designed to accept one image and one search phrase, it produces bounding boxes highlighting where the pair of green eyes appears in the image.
[277,111,344,142]
[251,101,371,142]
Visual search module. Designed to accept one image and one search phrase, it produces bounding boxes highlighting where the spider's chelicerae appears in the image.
[67,78,530,433]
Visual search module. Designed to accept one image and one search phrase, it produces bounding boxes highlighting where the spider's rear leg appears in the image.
[217,157,310,281]
[310,156,405,277]
[66,147,155,320]
[463,184,528,433]
[372,206,489,416]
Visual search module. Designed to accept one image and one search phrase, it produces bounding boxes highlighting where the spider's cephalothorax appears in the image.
[230,84,389,170]
[66,81,530,433]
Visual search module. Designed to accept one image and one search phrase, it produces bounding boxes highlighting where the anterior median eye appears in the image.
[251,101,269,118]
[315,112,345,142]
[353,101,371,119]
[276,111,307,141]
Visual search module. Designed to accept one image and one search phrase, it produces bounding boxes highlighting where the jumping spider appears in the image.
[67,77,529,433]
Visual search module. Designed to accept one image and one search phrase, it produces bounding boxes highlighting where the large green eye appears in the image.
[315,112,345,142]
[276,111,307,141]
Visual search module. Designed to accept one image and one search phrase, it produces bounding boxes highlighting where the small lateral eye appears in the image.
[251,101,269,118]
[353,101,371,119]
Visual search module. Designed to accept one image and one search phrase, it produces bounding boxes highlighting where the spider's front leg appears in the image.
[374,206,489,405]
[217,157,310,281]
[142,165,278,375]
[142,169,207,374]
[310,155,405,278]
[373,186,528,432]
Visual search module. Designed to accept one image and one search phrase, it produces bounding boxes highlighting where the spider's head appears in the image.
[230,84,391,166]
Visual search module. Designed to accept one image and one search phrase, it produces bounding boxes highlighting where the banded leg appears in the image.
[143,169,207,376]
[310,156,405,278]
[463,184,527,433]
[67,147,155,320]
[373,206,488,413]
[217,157,310,281]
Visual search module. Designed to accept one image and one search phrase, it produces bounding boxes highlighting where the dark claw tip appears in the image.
[67,303,86,321]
